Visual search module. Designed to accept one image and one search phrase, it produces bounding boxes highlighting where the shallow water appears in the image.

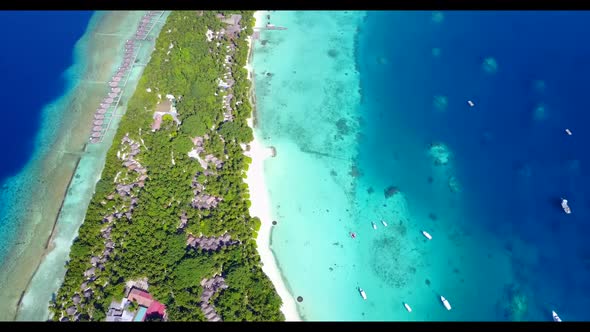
[254,10,590,321]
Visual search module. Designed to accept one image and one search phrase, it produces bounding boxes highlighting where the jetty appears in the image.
[89,11,166,144]
[254,24,288,31]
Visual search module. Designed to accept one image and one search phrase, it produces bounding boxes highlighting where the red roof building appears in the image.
[128,288,153,307]
[144,300,166,321]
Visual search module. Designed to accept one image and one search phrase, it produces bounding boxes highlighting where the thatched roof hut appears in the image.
[66,306,76,316]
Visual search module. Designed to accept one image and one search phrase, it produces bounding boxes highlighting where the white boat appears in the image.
[381,220,388,227]
[372,222,377,230]
[440,296,451,310]
[422,230,433,240]
[561,198,571,214]
[403,303,412,312]
[358,287,367,300]
[552,310,561,322]
[467,100,475,107]
[565,128,572,136]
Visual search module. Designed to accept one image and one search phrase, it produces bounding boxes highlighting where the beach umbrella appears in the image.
[91,132,101,138]
[109,81,119,87]
[93,120,103,126]
[94,114,105,120]
[93,126,102,132]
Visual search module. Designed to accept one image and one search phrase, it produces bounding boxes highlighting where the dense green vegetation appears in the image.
[50,11,284,321]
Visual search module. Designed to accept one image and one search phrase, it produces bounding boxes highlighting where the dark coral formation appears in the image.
[349,164,362,178]
[384,186,399,198]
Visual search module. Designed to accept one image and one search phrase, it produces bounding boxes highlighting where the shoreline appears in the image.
[10,11,166,321]
[244,10,302,322]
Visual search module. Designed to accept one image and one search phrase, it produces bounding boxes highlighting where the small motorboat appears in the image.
[561,198,571,214]
[565,128,572,136]
[440,296,452,310]
[350,232,357,239]
[552,310,561,322]
[403,302,412,312]
[358,287,367,300]
[422,230,433,240]
[381,220,388,227]
[372,222,377,230]
[467,100,475,107]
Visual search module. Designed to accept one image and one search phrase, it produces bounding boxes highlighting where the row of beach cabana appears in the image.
[90,11,163,144]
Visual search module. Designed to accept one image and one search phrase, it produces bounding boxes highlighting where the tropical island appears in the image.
[49,10,284,322]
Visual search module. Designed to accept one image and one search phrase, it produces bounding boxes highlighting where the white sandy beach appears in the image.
[242,10,301,322]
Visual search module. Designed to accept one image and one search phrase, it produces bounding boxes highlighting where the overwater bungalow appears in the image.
[93,120,104,126]
[112,87,122,93]
[105,98,114,104]
[93,126,102,132]
[91,132,101,138]
[94,114,105,120]
[109,81,119,87]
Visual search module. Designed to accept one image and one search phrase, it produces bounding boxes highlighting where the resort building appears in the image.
[105,286,167,322]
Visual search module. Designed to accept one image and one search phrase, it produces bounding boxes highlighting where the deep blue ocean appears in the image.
[0,11,93,263]
[0,11,93,184]
[357,11,590,321]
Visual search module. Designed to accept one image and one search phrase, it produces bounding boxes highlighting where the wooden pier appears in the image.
[254,24,287,31]
[89,11,168,144]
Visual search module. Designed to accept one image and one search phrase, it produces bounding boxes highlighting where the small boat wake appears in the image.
[552,310,562,322]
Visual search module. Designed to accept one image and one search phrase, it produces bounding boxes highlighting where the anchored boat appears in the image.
[467,100,475,107]
[565,128,572,136]
[381,220,388,227]
[552,310,562,322]
[422,230,433,240]
[372,222,377,230]
[358,287,367,300]
[403,303,412,312]
[561,198,571,214]
[440,296,452,310]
